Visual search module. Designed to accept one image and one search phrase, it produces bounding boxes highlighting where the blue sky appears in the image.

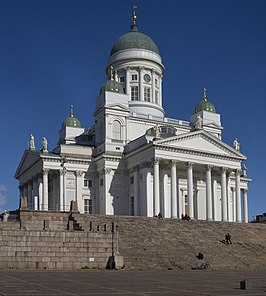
[0,0,265,220]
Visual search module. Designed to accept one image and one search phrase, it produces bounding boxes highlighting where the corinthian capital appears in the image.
[42,168,49,175]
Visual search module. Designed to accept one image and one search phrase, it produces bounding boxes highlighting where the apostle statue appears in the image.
[154,125,161,139]
[241,164,247,177]
[233,138,240,151]
[42,137,48,152]
[29,134,35,150]
[194,115,203,130]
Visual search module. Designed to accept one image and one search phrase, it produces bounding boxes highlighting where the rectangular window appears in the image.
[144,87,151,102]
[119,76,125,83]
[155,78,158,86]
[132,74,138,81]
[84,179,92,187]
[100,179,103,186]
[131,86,139,101]
[84,199,92,214]
[155,91,159,104]
[130,176,134,184]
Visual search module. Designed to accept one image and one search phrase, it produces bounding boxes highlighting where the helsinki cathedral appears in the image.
[15,7,251,222]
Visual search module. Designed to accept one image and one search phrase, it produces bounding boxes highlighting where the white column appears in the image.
[227,175,232,221]
[133,168,139,216]
[19,186,23,200]
[38,176,43,211]
[104,168,114,215]
[171,160,177,218]
[212,179,217,221]
[27,182,33,210]
[243,189,248,223]
[126,67,130,95]
[221,167,227,221]
[162,172,170,218]
[187,162,194,219]
[235,169,242,222]
[206,165,212,221]
[139,67,144,101]
[153,158,160,216]
[140,164,153,217]
[76,171,83,212]
[231,188,236,222]
[180,189,186,217]
[43,168,49,211]
[151,69,155,103]
[59,169,65,211]
[114,69,118,81]
[23,186,28,200]
[32,179,38,211]
[158,75,162,106]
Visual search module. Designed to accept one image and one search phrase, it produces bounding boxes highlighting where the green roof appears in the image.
[100,79,124,95]
[195,99,216,113]
[63,114,81,128]
[110,24,160,56]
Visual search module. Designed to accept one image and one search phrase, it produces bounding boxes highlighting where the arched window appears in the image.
[113,120,121,140]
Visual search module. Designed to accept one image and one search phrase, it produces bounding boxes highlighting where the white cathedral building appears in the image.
[15,8,251,222]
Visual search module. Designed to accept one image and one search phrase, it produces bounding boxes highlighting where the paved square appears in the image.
[0,269,265,295]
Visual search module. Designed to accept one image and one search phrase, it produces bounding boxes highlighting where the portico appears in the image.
[131,157,249,222]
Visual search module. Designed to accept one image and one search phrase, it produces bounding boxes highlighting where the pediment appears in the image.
[106,103,130,112]
[204,122,222,129]
[15,150,41,178]
[155,130,246,160]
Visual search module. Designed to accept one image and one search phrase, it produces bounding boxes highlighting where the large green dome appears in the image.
[100,79,124,95]
[110,24,160,56]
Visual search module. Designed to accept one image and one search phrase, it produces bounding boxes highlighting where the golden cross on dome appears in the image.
[203,88,207,101]
[132,4,137,24]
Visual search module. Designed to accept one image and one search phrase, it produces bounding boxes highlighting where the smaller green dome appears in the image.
[63,106,82,128]
[195,100,216,113]
[100,79,124,95]
[194,88,216,113]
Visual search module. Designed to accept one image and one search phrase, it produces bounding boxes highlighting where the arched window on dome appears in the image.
[113,120,121,140]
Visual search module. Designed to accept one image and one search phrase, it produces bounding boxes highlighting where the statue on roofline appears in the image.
[241,164,247,177]
[153,124,161,139]
[42,137,48,152]
[29,134,35,150]
[233,138,240,151]
[194,115,202,130]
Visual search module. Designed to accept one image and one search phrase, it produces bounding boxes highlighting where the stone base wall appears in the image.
[0,211,113,270]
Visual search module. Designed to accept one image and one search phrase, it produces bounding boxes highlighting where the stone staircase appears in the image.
[72,214,266,271]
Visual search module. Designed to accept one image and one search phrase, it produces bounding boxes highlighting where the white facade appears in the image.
[15,10,251,222]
